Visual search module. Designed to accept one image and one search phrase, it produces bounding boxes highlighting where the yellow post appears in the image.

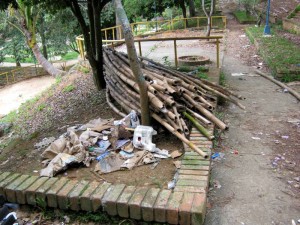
[174,40,178,68]
[216,38,220,68]
[105,30,108,40]
[138,41,142,57]
[118,26,122,39]
[112,28,115,40]
[80,40,85,59]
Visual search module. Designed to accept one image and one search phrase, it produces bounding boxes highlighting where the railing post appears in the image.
[174,39,178,68]
[216,38,220,68]
[138,41,142,57]
[12,71,15,82]
[112,28,115,40]
[105,30,108,41]
[184,18,187,29]
[210,17,213,29]
[197,18,199,28]
[118,26,122,39]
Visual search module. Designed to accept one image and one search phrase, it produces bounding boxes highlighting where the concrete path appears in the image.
[205,21,300,225]
[0,76,55,116]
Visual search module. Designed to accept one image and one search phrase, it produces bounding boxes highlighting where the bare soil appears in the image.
[205,18,300,225]
[0,64,181,190]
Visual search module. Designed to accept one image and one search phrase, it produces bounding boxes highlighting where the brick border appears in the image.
[0,109,215,225]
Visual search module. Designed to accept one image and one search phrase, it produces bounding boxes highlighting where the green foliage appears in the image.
[219,71,225,86]
[37,103,46,111]
[0,111,17,124]
[197,72,208,79]
[162,56,172,67]
[246,26,300,81]
[233,10,257,24]
[61,52,79,61]
[63,84,75,92]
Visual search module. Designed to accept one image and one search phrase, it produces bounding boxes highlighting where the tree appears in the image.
[189,0,196,17]
[114,0,150,125]
[201,0,214,37]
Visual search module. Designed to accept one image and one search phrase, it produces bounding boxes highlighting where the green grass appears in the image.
[61,52,79,61]
[63,84,75,92]
[233,10,257,24]
[4,57,35,63]
[246,26,300,81]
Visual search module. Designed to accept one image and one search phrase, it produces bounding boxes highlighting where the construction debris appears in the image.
[39,115,178,177]
[103,48,245,158]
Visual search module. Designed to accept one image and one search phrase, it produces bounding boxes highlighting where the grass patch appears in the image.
[233,10,257,24]
[63,84,75,92]
[61,52,79,61]
[246,26,300,81]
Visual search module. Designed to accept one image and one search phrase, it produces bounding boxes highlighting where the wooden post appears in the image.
[12,71,15,82]
[174,39,178,68]
[184,18,187,29]
[216,38,220,68]
[210,16,213,28]
[105,30,108,40]
[112,28,115,40]
[197,18,199,28]
[138,41,142,57]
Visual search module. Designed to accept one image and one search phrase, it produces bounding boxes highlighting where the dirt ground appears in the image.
[0,76,55,116]
[0,10,300,224]
[205,18,300,225]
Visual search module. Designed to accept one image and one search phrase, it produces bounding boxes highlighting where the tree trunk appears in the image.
[39,13,48,59]
[202,0,214,37]
[114,0,150,125]
[31,43,62,76]
[179,0,188,27]
[189,0,196,17]
[69,0,106,90]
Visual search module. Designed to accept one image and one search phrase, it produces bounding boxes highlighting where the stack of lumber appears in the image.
[103,48,245,158]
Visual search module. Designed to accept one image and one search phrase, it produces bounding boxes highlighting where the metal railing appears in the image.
[0,65,47,87]
[104,36,223,68]
[76,16,226,68]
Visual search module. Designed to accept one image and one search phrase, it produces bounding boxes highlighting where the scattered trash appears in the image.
[170,150,183,159]
[213,180,221,189]
[119,150,134,159]
[0,196,18,225]
[251,136,261,140]
[38,113,174,177]
[239,34,246,38]
[231,150,239,155]
[281,135,289,139]
[292,219,296,225]
[231,73,248,77]
[34,137,56,150]
[211,152,225,160]
[133,125,157,151]
[283,88,289,93]
[167,171,179,189]
[173,161,181,169]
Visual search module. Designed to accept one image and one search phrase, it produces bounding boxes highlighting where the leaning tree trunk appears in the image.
[17,10,62,77]
[114,0,150,125]
[31,44,62,76]
[22,26,62,77]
